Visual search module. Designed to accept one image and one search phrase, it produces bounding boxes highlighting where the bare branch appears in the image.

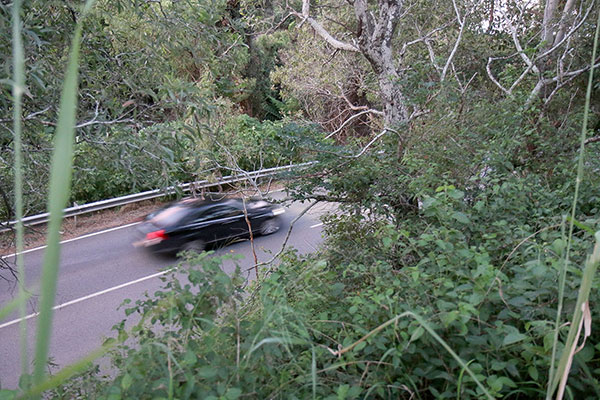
[247,201,320,273]
[351,128,391,158]
[496,0,596,104]
[452,65,478,94]
[0,107,52,124]
[585,136,600,145]
[554,0,578,45]
[440,0,469,82]
[325,109,384,139]
[561,60,600,79]
[538,0,595,60]
[542,0,561,45]
[509,13,540,75]
[340,88,368,111]
[24,107,52,121]
[399,22,453,57]
[486,57,511,95]
[294,0,359,52]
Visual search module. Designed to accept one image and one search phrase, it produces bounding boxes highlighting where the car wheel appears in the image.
[259,218,280,235]
[181,238,206,254]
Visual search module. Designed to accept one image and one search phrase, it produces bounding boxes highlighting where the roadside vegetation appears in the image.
[1,0,600,398]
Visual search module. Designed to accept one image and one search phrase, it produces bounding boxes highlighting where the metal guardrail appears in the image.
[3,163,314,231]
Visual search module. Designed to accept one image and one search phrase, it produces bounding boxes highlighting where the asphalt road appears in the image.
[0,196,330,390]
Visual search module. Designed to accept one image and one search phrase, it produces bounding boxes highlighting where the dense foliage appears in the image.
[52,186,600,398]
[2,0,600,398]
[0,0,296,220]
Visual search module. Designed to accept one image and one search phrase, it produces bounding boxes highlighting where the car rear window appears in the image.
[149,205,190,227]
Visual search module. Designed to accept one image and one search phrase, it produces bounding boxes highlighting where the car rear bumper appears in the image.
[133,224,180,254]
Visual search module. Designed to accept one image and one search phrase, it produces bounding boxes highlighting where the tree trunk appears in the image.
[534,0,581,102]
[376,61,409,128]
[354,0,409,128]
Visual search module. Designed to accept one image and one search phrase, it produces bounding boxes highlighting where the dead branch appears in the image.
[584,135,600,145]
[293,0,359,52]
[246,201,320,275]
[486,57,512,96]
[325,109,384,139]
[440,0,470,82]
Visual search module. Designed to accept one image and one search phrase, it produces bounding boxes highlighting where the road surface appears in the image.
[0,197,330,389]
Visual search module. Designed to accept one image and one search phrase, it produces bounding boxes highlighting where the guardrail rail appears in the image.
[2,162,314,232]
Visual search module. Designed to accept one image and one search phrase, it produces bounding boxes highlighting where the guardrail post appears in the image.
[73,202,78,228]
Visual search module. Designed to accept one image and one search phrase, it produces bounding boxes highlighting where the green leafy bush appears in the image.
[211,115,323,172]
[52,171,600,398]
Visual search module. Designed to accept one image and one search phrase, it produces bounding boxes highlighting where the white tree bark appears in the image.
[354,0,409,127]
[298,0,408,128]
[488,0,595,106]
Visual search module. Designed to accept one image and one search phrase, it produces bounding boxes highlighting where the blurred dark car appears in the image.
[133,197,285,255]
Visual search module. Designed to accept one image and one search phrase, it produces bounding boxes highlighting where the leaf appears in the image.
[441,311,459,327]
[502,331,527,346]
[566,216,595,235]
[225,387,242,400]
[474,200,485,212]
[32,0,97,386]
[354,341,366,352]
[528,366,539,380]
[435,185,455,192]
[311,346,317,399]
[382,236,393,248]
[452,211,471,224]
[0,390,17,400]
[336,384,350,399]
[449,189,465,200]
[198,366,218,379]
[121,374,133,390]
[0,291,31,322]
[183,350,197,365]
[347,386,362,398]
[551,239,566,255]
[410,326,425,342]
[421,196,436,210]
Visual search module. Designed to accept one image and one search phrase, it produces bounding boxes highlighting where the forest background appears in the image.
[1,0,600,398]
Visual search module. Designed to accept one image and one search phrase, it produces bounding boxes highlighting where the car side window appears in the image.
[181,209,208,224]
[208,206,243,219]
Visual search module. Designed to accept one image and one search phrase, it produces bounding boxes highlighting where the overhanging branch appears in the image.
[294,0,359,52]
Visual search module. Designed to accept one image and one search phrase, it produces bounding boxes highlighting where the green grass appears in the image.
[547,7,600,400]
[2,0,98,396]
[10,0,28,382]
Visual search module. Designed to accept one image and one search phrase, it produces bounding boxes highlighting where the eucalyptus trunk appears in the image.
[354,0,409,128]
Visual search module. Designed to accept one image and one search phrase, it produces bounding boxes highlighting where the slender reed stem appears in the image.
[11,0,29,380]
[32,0,97,389]
[547,7,600,399]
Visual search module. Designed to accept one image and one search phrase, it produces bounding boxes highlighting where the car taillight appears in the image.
[146,229,167,241]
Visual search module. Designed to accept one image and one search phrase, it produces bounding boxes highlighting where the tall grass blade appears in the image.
[552,233,600,399]
[23,340,115,398]
[31,0,96,390]
[10,0,28,380]
[0,292,32,323]
[329,311,493,399]
[546,7,600,399]
[311,346,317,399]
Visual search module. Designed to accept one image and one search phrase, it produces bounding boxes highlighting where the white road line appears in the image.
[1,221,141,260]
[0,268,172,330]
[310,222,323,228]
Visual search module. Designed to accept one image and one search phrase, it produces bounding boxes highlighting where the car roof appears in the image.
[177,197,242,210]
[148,196,272,226]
